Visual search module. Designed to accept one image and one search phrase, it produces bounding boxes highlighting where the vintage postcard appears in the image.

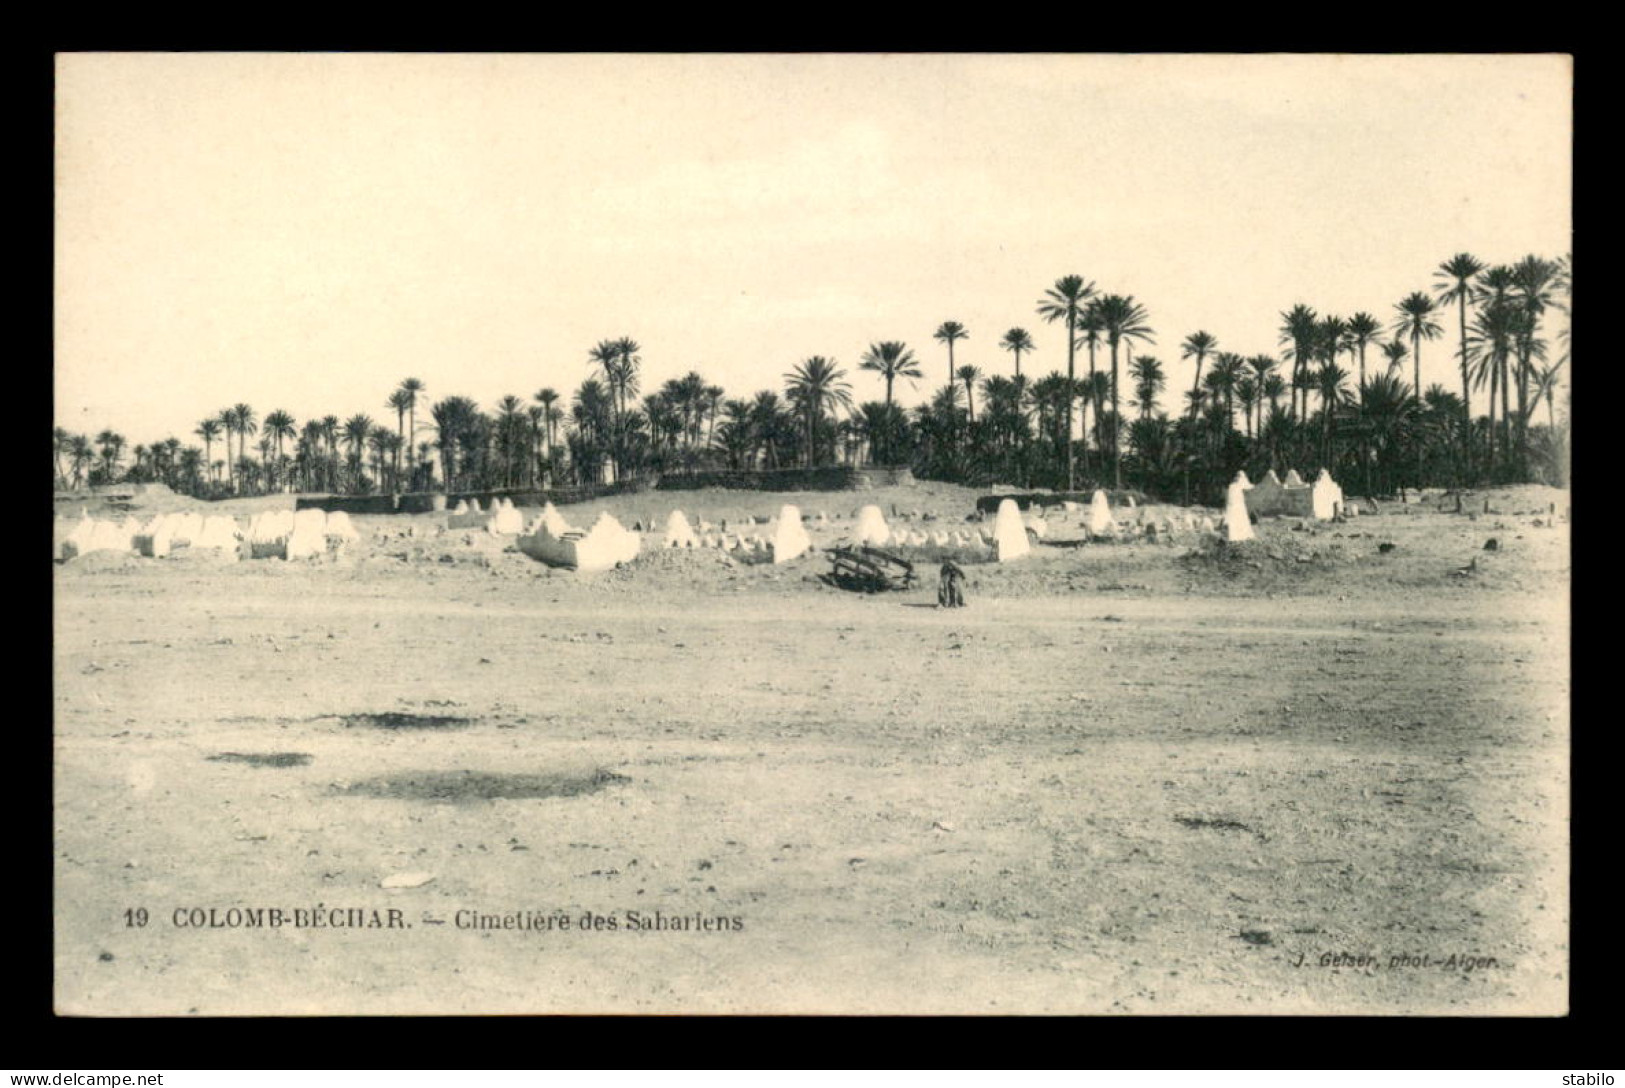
[52,52,1571,1015]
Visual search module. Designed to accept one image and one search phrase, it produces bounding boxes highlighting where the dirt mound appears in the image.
[340,712,475,730]
[334,767,630,803]
[207,752,312,768]
[59,550,142,573]
[1178,535,1355,588]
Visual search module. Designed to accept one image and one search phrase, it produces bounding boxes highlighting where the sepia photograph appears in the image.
[52,52,1571,1016]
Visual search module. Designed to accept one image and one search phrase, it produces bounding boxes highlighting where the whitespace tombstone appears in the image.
[133,515,174,558]
[168,512,203,548]
[664,510,698,549]
[488,498,524,535]
[855,505,891,547]
[195,515,241,556]
[536,501,573,537]
[771,504,811,564]
[993,498,1030,562]
[1224,479,1255,542]
[60,513,96,560]
[324,511,360,542]
[1311,469,1343,521]
[1088,490,1114,535]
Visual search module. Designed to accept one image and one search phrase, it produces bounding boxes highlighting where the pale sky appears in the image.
[55,53,1571,448]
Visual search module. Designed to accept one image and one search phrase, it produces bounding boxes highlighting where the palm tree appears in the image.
[1208,353,1246,436]
[385,390,412,488]
[368,426,394,492]
[716,399,756,469]
[1434,253,1485,477]
[1532,359,1567,432]
[1393,292,1443,409]
[53,427,74,488]
[1350,373,1416,496]
[857,341,922,462]
[1091,294,1154,488]
[933,322,969,389]
[1130,355,1165,419]
[1315,363,1350,462]
[1318,315,1348,375]
[177,447,202,492]
[68,434,93,488]
[1344,312,1382,390]
[1083,371,1110,462]
[1262,373,1287,421]
[432,396,478,491]
[533,388,560,480]
[95,430,125,482]
[215,409,236,491]
[1278,305,1319,422]
[319,416,341,491]
[228,404,257,492]
[783,357,853,468]
[1382,338,1408,375]
[957,365,983,424]
[588,339,618,388]
[999,327,1036,379]
[704,384,726,448]
[263,410,296,492]
[298,420,325,490]
[194,418,222,485]
[612,337,643,417]
[1247,356,1278,436]
[1075,306,1106,469]
[1235,377,1258,439]
[672,371,708,452]
[1470,265,1516,477]
[398,378,426,485]
[495,395,526,486]
[1181,331,1218,423]
[750,391,787,469]
[342,414,373,489]
[1511,255,1562,471]
[1036,274,1097,490]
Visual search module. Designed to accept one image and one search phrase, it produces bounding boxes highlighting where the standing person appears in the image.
[938,559,967,608]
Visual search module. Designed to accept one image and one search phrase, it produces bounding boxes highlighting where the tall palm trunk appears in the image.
[1188,352,1206,423]
[1486,350,1499,476]
[1456,294,1472,481]
[1065,319,1077,490]
[1110,337,1123,489]
[1412,329,1424,487]
[1515,342,1532,476]
[1084,339,1098,472]
[1499,348,1511,480]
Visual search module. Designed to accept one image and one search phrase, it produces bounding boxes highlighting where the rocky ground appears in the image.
[51,482,1570,1015]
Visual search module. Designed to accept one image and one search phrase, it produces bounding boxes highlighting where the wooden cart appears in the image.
[825,545,917,593]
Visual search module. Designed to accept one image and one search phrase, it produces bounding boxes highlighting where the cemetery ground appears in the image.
[51,482,1569,1015]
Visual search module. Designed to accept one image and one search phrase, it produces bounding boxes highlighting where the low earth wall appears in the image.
[294,494,401,515]
[296,468,904,515]
[656,466,899,492]
[975,489,1149,515]
[347,479,660,514]
[451,478,658,508]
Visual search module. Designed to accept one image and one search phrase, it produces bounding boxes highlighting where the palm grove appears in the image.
[55,253,1569,504]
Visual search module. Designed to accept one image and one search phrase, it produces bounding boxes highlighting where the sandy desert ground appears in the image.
[51,481,1570,1016]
